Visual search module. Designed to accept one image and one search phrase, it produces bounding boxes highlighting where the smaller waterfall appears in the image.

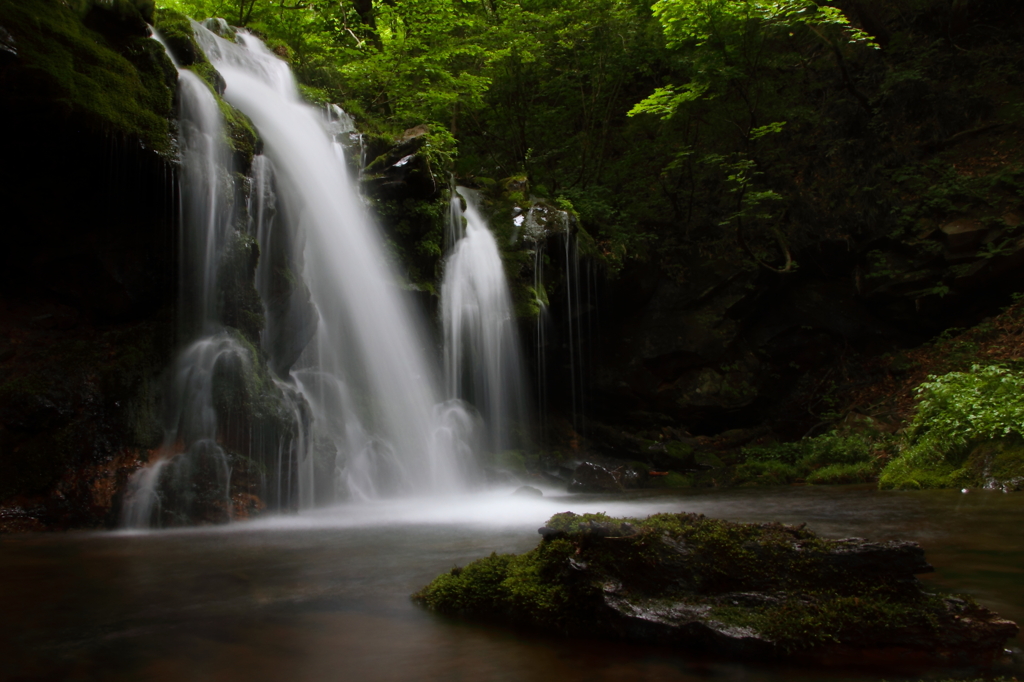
[532,240,550,438]
[441,188,529,454]
[177,69,234,336]
[124,30,305,528]
[522,201,595,439]
[123,41,239,527]
[564,224,582,431]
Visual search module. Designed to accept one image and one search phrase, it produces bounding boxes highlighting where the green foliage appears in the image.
[880,365,1024,489]
[734,459,802,486]
[150,0,1024,293]
[735,431,878,486]
[889,160,1024,242]
[743,431,871,465]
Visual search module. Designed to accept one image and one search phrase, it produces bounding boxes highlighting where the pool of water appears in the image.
[2,485,1022,681]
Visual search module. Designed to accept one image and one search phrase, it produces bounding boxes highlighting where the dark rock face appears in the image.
[363,128,440,202]
[415,512,1018,668]
[360,126,449,296]
[0,1,295,530]
[0,0,180,529]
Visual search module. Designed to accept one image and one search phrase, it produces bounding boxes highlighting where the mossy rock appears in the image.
[966,437,1024,491]
[218,231,265,344]
[0,0,175,154]
[153,8,201,65]
[878,461,969,491]
[415,512,1018,665]
[152,9,258,170]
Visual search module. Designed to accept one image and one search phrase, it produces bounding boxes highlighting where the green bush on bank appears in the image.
[880,364,1024,490]
[734,432,878,486]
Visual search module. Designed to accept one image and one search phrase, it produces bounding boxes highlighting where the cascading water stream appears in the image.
[194,26,474,503]
[532,241,550,438]
[441,188,528,454]
[122,33,246,527]
[522,201,593,439]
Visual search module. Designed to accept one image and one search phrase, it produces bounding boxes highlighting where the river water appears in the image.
[2,486,1022,681]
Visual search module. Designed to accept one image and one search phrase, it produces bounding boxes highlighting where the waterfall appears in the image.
[441,188,528,454]
[124,24,477,528]
[522,201,592,439]
[122,38,250,527]
[532,240,550,439]
[193,26,474,502]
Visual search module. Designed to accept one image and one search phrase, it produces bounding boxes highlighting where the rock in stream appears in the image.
[414,512,1018,668]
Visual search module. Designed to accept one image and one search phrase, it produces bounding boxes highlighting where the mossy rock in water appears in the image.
[414,512,1018,666]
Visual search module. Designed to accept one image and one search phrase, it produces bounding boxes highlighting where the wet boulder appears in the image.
[567,458,650,493]
[414,512,1018,667]
[568,461,624,493]
[362,126,441,202]
[513,485,543,497]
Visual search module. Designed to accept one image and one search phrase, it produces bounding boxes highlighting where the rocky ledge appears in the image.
[414,512,1018,668]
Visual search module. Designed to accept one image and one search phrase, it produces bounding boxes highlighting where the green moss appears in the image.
[209,330,298,484]
[664,440,693,460]
[805,461,877,485]
[219,99,259,171]
[372,192,448,294]
[501,175,529,204]
[414,536,596,632]
[741,432,871,467]
[734,460,802,486]
[1,0,175,154]
[153,8,199,65]
[879,460,969,491]
[964,437,1024,490]
[415,553,516,613]
[718,588,950,652]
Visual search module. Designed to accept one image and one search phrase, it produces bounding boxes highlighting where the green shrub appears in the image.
[734,432,875,486]
[880,365,1024,490]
